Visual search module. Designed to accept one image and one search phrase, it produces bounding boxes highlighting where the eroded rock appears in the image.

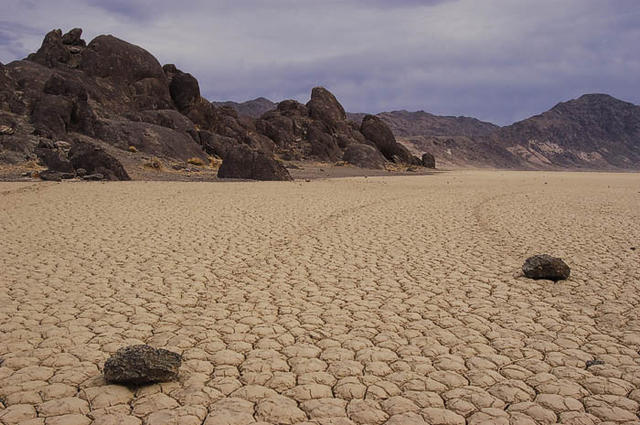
[103,345,182,385]
[522,255,571,281]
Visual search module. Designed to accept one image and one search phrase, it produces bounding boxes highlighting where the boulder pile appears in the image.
[1,27,426,180]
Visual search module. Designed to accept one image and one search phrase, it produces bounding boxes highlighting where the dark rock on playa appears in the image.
[104,345,182,385]
[422,152,436,168]
[68,140,130,181]
[343,144,386,169]
[522,254,571,281]
[218,144,292,181]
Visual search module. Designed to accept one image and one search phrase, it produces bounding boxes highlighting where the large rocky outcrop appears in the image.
[255,87,414,167]
[1,28,422,180]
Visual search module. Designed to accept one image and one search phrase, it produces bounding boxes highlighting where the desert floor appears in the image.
[1,171,639,425]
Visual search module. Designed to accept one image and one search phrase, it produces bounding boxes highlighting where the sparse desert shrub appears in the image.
[187,157,205,166]
[144,157,162,169]
[128,145,138,153]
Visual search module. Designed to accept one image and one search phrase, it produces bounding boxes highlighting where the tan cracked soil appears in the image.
[1,170,639,425]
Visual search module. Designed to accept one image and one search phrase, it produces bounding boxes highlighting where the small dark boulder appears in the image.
[522,254,571,281]
[422,152,436,168]
[69,140,130,181]
[104,345,182,385]
[343,144,386,169]
[218,144,292,181]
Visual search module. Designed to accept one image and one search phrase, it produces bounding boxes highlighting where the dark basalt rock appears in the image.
[307,87,347,130]
[31,94,74,138]
[168,68,200,111]
[307,122,341,161]
[94,119,206,162]
[422,152,436,168]
[104,345,182,385]
[343,144,386,169]
[28,29,71,68]
[61,28,86,46]
[218,144,292,181]
[277,99,308,117]
[199,130,236,158]
[80,35,166,83]
[35,141,74,172]
[522,254,571,281]
[360,114,414,164]
[68,140,130,181]
[43,74,87,100]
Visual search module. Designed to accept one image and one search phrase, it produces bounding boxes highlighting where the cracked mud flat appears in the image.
[1,170,639,425]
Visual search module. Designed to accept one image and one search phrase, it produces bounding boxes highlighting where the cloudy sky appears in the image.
[1,0,638,125]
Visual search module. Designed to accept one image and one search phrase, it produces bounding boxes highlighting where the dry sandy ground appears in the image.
[0,171,639,425]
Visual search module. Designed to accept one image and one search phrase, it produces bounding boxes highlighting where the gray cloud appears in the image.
[1,0,638,125]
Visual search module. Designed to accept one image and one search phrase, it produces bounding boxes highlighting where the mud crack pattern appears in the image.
[1,171,639,425]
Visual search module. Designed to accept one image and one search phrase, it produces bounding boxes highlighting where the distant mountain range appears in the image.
[220,94,640,169]
[212,97,276,118]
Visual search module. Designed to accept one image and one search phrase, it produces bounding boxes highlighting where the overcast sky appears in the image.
[1,0,638,125]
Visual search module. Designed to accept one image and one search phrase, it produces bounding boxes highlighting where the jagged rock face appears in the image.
[307,87,347,129]
[217,143,292,181]
[28,29,71,68]
[343,144,386,169]
[360,115,413,163]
